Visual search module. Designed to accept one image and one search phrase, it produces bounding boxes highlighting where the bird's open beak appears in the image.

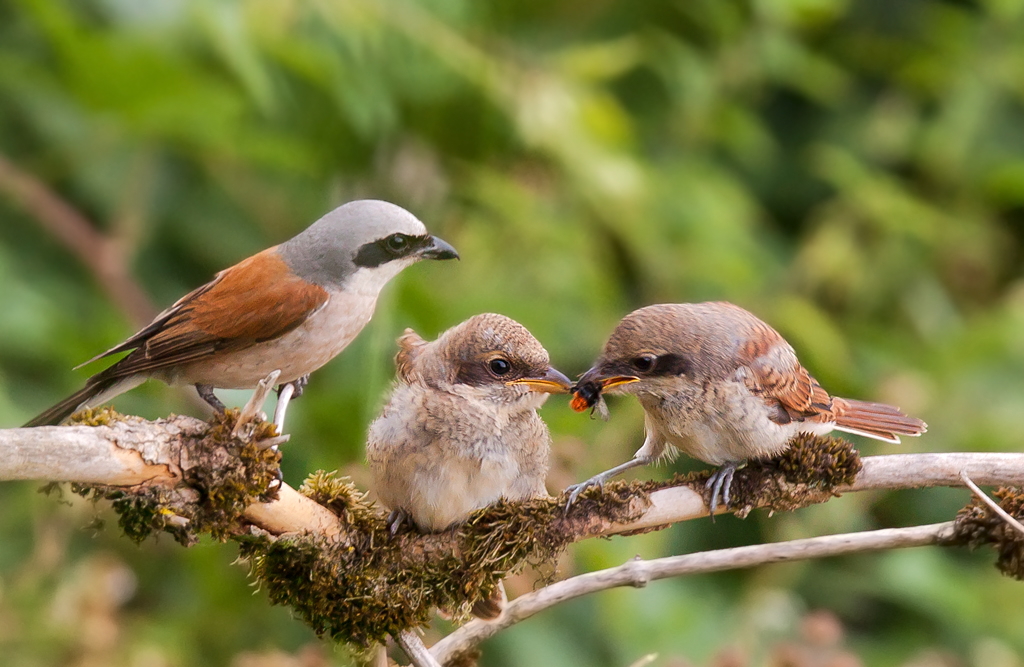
[569,370,640,412]
[576,366,641,392]
[597,375,641,390]
[506,366,573,394]
[420,236,459,260]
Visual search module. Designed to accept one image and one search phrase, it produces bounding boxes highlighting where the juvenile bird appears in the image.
[367,313,572,534]
[567,302,927,512]
[26,200,458,428]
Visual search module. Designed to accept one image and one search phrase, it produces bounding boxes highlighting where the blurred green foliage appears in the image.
[2,0,1024,665]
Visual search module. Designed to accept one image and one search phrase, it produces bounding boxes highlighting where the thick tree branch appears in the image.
[616,453,1024,535]
[4,420,1024,544]
[430,522,956,664]
[4,413,1023,665]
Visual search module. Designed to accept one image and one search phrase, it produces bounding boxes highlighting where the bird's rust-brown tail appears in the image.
[831,398,927,443]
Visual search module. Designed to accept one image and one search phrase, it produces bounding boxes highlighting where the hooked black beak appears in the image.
[506,366,574,394]
[420,235,459,261]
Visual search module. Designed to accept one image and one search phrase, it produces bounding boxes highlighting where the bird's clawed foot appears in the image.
[268,466,284,492]
[564,456,653,510]
[705,462,740,517]
[196,384,226,413]
[288,374,310,399]
[564,473,610,510]
[386,508,413,537]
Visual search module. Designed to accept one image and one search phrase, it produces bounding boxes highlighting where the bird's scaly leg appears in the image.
[273,374,309,433]
[386,508,413,537]
[705,461,741,517]
[195,384,226,413]
[564,456,654,509]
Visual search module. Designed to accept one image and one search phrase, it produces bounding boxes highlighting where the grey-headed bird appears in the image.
[26,200,458,430]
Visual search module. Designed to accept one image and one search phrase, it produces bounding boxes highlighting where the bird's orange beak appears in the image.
[506,366,574,394]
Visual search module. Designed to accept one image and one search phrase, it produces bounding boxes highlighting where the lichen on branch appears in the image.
[71,408,281,545]
[950,486,1024,580]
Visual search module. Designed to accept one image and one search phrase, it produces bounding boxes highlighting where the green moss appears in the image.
[70,427,863,648]
[951,486,1024,580]
[73,484,188,544]
[183,409,282,541]
[241,470,646,648]
[69,405,124,427]
[631,434,863,517]
[73,409,281,546]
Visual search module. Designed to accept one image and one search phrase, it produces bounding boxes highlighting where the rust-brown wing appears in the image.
[736,320,836,424]
[88,248,329,378]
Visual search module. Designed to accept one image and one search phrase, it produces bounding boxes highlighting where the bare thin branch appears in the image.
[960,471,1024,536]
[430,522,956,663]
[243,484,348,540]
[626,655,658,667]
[397,630,443,667]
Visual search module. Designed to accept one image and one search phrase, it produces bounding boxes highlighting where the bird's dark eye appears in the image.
[385,234,409,253]
[632,355,656,373]
[489,358,512,376]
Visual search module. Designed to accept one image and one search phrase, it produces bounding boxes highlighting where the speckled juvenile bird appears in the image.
[567,302,927,512]
[26,200,458,429]
[367,313,572,534]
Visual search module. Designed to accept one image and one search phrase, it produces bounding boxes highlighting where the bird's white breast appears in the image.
[641,379,835,466]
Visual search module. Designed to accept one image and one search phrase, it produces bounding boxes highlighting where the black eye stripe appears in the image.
[632,355,654,372]
[386,234,409,251]
[453,356,521,386]
[353,234,433,268]
[630,353,688,376]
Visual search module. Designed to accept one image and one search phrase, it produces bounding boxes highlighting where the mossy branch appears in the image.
[4,409,1024,658]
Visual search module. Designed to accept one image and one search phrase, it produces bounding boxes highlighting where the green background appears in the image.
[1,0,1022,665]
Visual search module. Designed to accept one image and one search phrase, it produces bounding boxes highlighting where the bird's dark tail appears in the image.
[832,398,927,444]
[24,375,142,427]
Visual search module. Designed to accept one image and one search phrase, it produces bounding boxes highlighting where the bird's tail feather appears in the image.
[24,375,145,427]
[832,398,927,444]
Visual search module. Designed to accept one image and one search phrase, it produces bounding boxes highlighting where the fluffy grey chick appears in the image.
[367,313,571,534]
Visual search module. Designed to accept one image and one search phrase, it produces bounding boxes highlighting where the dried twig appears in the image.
[607,453,1024,535]
[960,470,1024,536]
[397,630,443,667]
[234,370,284,444]
[4,418,1024,663]
[430,522,955,663]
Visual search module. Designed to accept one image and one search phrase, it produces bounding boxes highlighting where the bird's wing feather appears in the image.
[735,320,835,423]
[82,248,330,378]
